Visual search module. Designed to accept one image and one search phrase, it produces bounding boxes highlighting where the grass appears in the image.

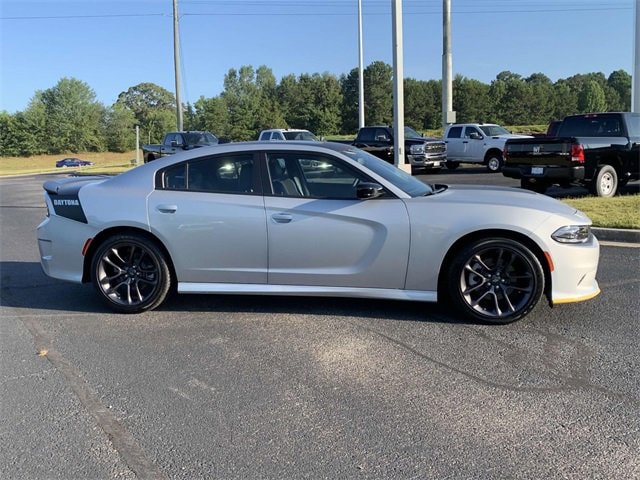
[1,148,638,230]
[562,195,640,229]
[0,151,139,176]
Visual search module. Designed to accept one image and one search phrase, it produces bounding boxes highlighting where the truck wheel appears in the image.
[446,161,460,170]
[485,154,504,172]
[589,165,618,197]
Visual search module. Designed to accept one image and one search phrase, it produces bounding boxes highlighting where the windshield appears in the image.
[283,131,319,141]
[479,125,510,136]
[336,146,433,197]
[404,126,423,139]
[184,132,218,145]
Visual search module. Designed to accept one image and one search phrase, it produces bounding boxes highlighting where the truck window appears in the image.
[559,114,625,137]
[625,114,640,137]
[447,126,462,139]
[464,127,482,138]
[374,128,390,142]
[164,134,176,146]
[357,128,376,142]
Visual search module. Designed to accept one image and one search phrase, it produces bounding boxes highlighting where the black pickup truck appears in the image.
[351,125,446,174]
[503,112,640,196]
[143,131,228,163]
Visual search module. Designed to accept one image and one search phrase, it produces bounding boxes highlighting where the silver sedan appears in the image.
[37,142,600,323]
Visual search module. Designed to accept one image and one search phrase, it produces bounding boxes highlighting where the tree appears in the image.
[116,83,175,144]
[188,96,229,136]
[339,68,360,134]
[452,75,491,123]
[607,70,632,111]
[525,73,554,124]
[578,80,607,113]
[364,61,392,126]
[104,103,137,152]
[37,78,106,153]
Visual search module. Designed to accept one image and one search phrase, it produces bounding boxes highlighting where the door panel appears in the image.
[265,197,410,288]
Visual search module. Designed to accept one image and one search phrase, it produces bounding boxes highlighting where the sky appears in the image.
[0,0,636,114]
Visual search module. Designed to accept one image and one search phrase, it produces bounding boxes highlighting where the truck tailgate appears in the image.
[505,137,576,166]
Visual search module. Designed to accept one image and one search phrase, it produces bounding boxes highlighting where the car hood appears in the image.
[424,184,583,218]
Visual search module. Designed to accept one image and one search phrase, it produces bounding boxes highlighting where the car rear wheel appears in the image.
[446,238,544,324]
[91,233,171,313]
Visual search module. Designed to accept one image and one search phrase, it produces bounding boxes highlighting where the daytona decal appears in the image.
[50,194,87,223]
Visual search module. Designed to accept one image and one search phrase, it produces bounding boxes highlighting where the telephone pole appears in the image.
[633,0,639,112]
[173,0,183,131]
[392,0,406,170]
[442,0,455,127]
[358,0,365,129]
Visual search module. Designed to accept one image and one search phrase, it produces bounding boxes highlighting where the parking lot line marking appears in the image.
[21,317,168,480]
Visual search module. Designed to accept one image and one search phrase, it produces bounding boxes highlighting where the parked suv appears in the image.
[444,123,532,172]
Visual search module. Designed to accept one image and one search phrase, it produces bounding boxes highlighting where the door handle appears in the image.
[271,213,292,223]
[157,204,177,214]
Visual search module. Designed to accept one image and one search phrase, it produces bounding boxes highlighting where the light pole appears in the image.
[358,0,365,129]
[442,0,455,127]
[173,0,183,131]
[391,0,407,171]
[633,0,639,112]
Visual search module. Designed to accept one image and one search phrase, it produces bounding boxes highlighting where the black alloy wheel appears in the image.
[447,238,544,323]
[91,233,171,313]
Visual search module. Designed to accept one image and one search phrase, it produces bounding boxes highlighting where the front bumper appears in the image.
[407,153,446,167]
[547,233,600,305]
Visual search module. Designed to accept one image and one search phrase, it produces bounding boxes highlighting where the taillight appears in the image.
[570,144,585,163]
[503,144,508,160]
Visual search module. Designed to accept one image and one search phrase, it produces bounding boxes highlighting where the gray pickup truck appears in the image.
[143,131,226,163]
[503,112,640,197]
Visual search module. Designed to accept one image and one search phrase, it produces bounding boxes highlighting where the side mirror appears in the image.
[470,132,483,140]
[357,182,385,199]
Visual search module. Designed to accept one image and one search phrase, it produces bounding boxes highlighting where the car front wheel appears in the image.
[446,238,544,323]
[91,233,171,313]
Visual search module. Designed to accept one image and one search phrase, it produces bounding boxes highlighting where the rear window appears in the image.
[559,114,626,137]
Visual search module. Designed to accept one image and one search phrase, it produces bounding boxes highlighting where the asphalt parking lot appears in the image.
[1,173,639,479]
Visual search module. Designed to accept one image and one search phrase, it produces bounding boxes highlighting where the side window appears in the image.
[159,153,257,194]
[465,127,482,138]
[356,128,376,142]
[447,126,462,139]
[266,152,377,200]
[174,134,184,146]
[164,133,176,146]
[374,128,391,142]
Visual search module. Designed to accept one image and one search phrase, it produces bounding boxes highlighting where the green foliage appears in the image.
[36,78,106,153]
[104,103,137,152]
[116,82,176,144]
[0,66,633,157]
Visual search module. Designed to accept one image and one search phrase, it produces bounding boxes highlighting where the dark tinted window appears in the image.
[356,128,376,142]
[267,152,375,199]
[160,153,257,194]
[447,126,463,138]
[559,114,625,137]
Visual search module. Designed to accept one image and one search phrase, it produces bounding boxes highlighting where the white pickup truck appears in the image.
[443,123,532,172]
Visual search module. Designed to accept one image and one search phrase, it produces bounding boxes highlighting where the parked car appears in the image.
[503,112,640,196]
[350,125,446,174]
[143,131,228,163]
[56,158,93,168]
[444,123,532,172]
[37,141,600,323]
[258,129,319,141]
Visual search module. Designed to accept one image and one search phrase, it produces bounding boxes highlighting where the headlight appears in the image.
[410,144,425,154]
[551,225,591,243]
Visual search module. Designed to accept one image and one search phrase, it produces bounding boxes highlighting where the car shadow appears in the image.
[0,261,479,325]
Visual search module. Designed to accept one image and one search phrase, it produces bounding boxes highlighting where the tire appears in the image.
[446,238,545,324]
[589,165,618,197]
[520,178,548,194]
[485,153,504,172]
[91,233,171,313]
[446,161,460,170]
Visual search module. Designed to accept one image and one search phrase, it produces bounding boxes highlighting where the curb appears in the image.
[592,227,640,244]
